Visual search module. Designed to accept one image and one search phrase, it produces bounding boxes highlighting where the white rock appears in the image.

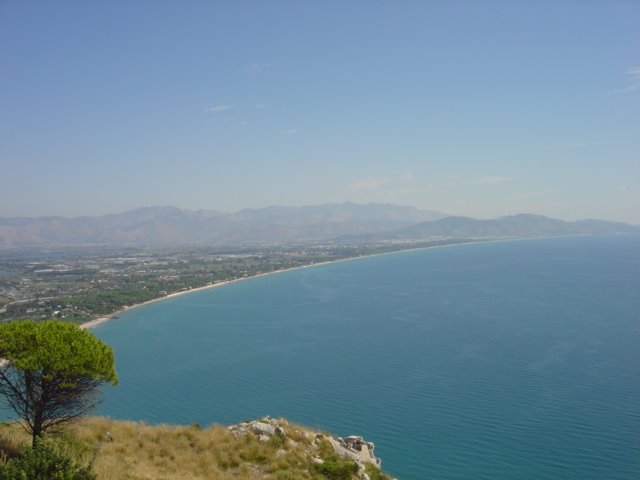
[327,435,382,468]
[250,421,276,436]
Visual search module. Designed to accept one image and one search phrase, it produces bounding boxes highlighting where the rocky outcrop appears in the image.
[328,435,381,468]
[229,418,286,443]
[228,416,392,480]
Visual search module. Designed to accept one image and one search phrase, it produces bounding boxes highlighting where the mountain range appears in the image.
[0,203,444,246]
[341,213,639,241]
[0,203,637,247]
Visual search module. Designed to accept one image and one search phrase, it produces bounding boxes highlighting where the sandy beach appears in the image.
[80,237,524,330]
[79,261,341,330]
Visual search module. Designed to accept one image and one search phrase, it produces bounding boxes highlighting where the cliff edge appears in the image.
[0,416,395,480]
[228,416,393,479]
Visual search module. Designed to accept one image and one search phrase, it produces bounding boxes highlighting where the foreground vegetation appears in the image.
[0,417,392,480]
[0,320,117,444]
[0,321,391,478]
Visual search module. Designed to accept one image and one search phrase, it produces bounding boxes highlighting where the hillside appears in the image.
[0,416,393,480]
[0,203,445,247]
[341,214,639,241]
[1,206,636,248]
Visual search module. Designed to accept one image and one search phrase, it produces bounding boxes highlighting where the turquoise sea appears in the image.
[94,235,640,479]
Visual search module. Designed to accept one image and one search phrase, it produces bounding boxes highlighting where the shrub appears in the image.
[365,463,392,480]
[314,455,359,480]
[0,437,95,480]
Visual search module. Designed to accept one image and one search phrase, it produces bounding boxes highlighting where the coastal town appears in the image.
[0,239,461,326]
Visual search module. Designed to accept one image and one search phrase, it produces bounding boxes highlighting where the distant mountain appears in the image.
[2,207,636,247]
[342,213,639,241]
[0,203,446,247]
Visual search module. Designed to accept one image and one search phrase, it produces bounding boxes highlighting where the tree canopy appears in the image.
[0,320,117,443]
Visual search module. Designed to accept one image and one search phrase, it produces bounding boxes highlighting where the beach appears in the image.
[80,262,340,330]
[79,237,529,330]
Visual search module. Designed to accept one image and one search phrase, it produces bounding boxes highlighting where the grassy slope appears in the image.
[0,417,392,480]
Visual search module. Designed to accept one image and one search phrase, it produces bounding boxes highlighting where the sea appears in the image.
[93,234,640,479]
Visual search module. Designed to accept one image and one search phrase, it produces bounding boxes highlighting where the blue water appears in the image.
[94,235,640,479]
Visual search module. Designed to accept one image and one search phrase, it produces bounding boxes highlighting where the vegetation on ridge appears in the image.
[0,417,392,480]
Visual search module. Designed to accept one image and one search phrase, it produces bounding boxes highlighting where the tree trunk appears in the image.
[32,406,43,446]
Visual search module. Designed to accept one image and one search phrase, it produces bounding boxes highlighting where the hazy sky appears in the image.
[1,1,639,222]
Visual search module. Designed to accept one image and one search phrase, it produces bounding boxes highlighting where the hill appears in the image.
[1,207,636,247]
[0,203,445,247]
[0,416,393,480]
[341,213,639,241]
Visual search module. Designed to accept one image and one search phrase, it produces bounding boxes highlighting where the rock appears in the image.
[327,435,382,468]
[343,435,380,467]
[226,417,387,478]
[249,421,276,437]
[228,425,248,438]
[327,437,362,464]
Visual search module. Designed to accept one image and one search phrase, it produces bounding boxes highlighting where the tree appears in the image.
[0,320,117,444]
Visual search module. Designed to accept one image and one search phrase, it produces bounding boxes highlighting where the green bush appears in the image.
[365,463,392,480]
[0,437,95,480]
[315,456,359,480]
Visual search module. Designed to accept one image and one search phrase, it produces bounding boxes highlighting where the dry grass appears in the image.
[0,417,335,480]
[0,422,26,462]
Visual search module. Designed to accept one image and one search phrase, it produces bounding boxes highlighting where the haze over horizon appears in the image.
[0,202,637,226]
[1,2,639,223]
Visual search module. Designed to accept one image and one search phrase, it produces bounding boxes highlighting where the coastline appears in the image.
[79,236,530,330]
[80,258,357,330]
[78,266,310,330]
[80,255,371,330]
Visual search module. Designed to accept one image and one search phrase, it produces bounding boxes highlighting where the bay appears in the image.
[95,235,640,479]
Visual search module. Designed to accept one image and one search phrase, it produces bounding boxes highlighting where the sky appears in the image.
[1,1,639,223]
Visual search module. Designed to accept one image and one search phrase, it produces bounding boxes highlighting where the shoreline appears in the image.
[79,236,535,330]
